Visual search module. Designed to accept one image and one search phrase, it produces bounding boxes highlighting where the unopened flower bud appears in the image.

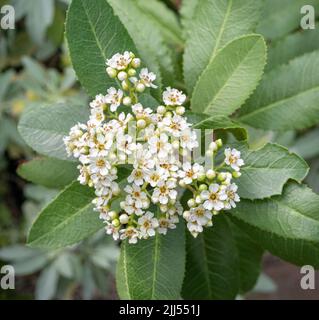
[106,67,117,78]
[118,71,127,81]
[199,184,208,191]
[120,201,126,210]
[160,204,168,212]
[157,105,166,114]
[216,139,223,148]
[122,80,129,90]
[136,83,145,92]
[109,152,117,161]
[218,172,227,181]
[198,173,206,181]
[209,142,218,151]
[187,199,196,208]
[113,184,121,196]
[128,68,136,76]
[119,214,129,224]
[131,58,141,68]
[123,96,132,106]
[206,169,216,180]
[176,106,185,115]
[112,218,120,227]
[172,140,180,149]
[232,171,242,178]
[109,211,118,220]
[164,111,172,118]
[137,119,146,129]
[195,195,202,204]
[206,220,213,227]
[183,210,190,220]
[179,180,186,188]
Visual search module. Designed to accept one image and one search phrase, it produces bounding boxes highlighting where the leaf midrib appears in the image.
[236,198,319,241]
[29,193,96,246]
[202,38,261,113]
[239,85,319,121]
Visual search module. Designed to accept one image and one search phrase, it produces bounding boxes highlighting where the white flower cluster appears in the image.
[64,52,245,243]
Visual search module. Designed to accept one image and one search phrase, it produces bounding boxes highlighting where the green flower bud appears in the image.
[199,184,208,191]
[117,71,127,81]
[123,96,132,106]
[106,67,117,78]
[128,68,136,76]
[136,83,145,92]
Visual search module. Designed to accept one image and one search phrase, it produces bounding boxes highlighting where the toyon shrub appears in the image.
[17,0,319,300]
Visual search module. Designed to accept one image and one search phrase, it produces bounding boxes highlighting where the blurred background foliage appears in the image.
[0,0,318,299]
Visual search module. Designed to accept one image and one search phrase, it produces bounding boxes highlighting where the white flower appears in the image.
[180,129,198,151]
[106,51,132,70]
[189,205,212,226]
[120,226,139,244]
[146,168,167,187]
[223,183,240,209]
[117,112,133,130]
[152,179,177,205]
[137,211,158,238]
[148,133,172,159]
[122,196,145,216]
[224,148,244,172]
[117,134,136,156]
[124,184,149,209]
[133,145,156,171]
[89,107,105,126]
[88,130,113,158]
[105,224,120,241]
[187,220,203,237]
[157,156,180,178]
[201,183,227,211]
[139,68,157,88]
[163,87,186,106]
[77,165,90,185]
[88,157,111,176]
[64,123,88,157]
[131,103,153,121]
[178,162,204,185]
[90,94,106,109]
[105,87,123,112]
[160,114,188,137]
[127,168,148,186]
[138,212,159,238]
[157,217,177,235]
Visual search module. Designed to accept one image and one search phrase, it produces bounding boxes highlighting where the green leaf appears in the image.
[35,264,59,300]
[256,0,319,41]
[18,157,78,189]
[134,0,183,46]
[186,112,247,140]
[267,29,319,71]
[239,51,319,130]
[191,34,266,117]
[182,215,239,299]
[27,181,103,249]
[183,0,263,94]
[180,0,199,34]
[18,103,89,160]
[116,222,185,300]
[231,142,309,200]
[231,182,319,267]
[229,222,263,294]
[66,0,137,97]
[291,128,319,159]
[107,0,174,91]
